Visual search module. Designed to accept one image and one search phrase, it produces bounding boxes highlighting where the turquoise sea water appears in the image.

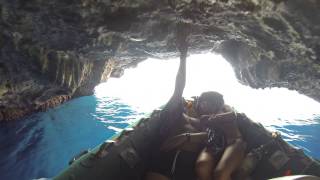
[0,96,146,180]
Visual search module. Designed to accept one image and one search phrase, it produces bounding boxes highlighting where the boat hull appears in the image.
[54,110,320,180]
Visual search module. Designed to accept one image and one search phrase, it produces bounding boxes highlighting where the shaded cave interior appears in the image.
[0,0,320,121]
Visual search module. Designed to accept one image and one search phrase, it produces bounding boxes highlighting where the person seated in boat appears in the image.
[145,22,202,180]
[184,91,247,180]
[148,90,247,180]
[146,22,246,180]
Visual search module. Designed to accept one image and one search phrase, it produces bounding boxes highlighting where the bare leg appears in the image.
[145,172,171,180]
[214,139,246,180]
[196,147,217,180]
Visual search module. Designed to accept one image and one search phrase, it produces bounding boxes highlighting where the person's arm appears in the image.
[162,51,187,112]
[207,111,238,126]
[183,113,209,130]
[159,23,189,137]
[159,48,187,138]
[160,132,207,151]
[163,23,188,110]
[172,51,187,99]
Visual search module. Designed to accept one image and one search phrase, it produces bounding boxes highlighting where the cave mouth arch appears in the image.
[95,52,320,126]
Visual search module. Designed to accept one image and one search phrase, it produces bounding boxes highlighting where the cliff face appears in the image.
[0,0,319,121]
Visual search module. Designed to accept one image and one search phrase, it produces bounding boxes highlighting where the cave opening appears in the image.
[93,52,320,160]
[95,53,320,126]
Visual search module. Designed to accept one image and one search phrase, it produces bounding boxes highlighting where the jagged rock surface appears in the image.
[0,0,320,121]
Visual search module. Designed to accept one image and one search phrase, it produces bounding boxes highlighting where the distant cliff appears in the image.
[1,0,320,121]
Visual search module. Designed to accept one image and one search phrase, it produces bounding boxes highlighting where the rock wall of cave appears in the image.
[0,0,319,121]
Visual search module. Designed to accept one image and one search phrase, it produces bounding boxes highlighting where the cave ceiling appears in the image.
[0,0,320,121]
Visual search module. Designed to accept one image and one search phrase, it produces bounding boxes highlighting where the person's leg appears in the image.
[196,147,217,180]
[214,139,246,180]
[145,172,171,180]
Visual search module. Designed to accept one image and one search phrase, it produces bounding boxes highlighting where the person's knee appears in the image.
[196,162,212,180]
[196,158,213,180]
[145,172,170,180]
[234,139,247,154]
[213,168,230,180]
[235,139,246,147]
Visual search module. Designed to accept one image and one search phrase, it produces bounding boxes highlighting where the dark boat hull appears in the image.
[54,110,320,180]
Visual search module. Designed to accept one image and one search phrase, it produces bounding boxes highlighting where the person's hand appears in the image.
[189,132,208,143]
[183,113,201,123]
[209,111,237,123]
[200,115,211,121]
[183,113,192,122]
[176,22,189,55]
[199,115,211,125]
[208,114,221,123]
[160,134,188,152]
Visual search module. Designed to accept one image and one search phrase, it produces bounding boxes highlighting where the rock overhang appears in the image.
[0,0,319,121]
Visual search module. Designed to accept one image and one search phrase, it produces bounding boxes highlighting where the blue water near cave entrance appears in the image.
[0,53,319,180]
[0,96,145,180]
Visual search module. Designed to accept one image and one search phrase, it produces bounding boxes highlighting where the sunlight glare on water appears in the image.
[95,53,320,128]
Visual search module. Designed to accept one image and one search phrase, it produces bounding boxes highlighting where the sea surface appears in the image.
[0,96,146,180]
[0,53,320,180]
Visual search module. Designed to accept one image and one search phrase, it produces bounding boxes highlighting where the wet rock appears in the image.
[35,94,71,112]
[0,111,4,121]
[0,108,30,121]
[111,68,125,78]
[0,0,320,121]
